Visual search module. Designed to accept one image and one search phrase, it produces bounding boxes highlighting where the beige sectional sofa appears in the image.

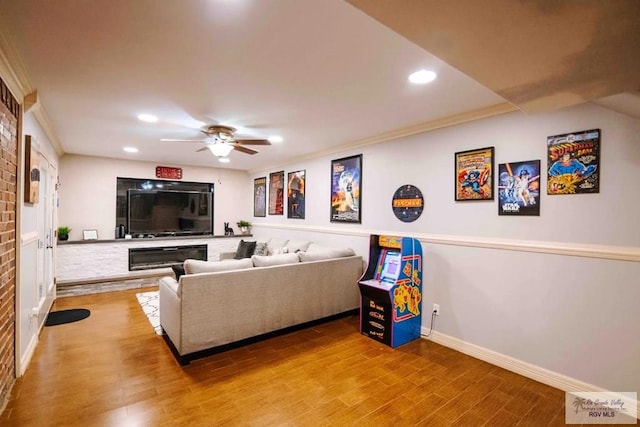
[159,239,363,365]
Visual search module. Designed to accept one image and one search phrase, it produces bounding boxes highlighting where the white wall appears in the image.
[58,155,251,240]
[248,103,640,394]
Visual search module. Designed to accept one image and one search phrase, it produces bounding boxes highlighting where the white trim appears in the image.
[249,103,517,174]
[253,223,640,263]
[18,334,38,377]
[0,28,64,155]
[424,329,638,419]
[20,231,38,245]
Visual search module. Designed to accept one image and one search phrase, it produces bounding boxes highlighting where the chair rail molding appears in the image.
[252,223,640,263]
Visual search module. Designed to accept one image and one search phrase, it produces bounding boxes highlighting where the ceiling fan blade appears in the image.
[196,146,210,152]
[234,138,271,146]
[161,138,207,142]
[233,145,259,155]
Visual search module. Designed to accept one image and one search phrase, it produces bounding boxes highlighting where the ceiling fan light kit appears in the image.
[208,143,235,158]
[160,124,271,160]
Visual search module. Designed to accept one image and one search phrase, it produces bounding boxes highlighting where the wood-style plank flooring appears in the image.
[1,288,573,426]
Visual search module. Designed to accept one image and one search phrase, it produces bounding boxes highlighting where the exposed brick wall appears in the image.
[0,78,18,408]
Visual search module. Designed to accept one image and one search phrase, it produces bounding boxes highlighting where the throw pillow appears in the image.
[171,264,185,280]
[301,244,356,261]
[251,253,300,267]
[267,238,289,255]
[286,240,311,253]
[184,258,253,274]
[234,239,257,259]
[253,242,268,256]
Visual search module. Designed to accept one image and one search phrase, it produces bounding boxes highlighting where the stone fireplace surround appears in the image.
[56,235,247,286]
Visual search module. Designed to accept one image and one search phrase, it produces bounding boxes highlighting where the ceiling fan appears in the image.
[161,125,271,158]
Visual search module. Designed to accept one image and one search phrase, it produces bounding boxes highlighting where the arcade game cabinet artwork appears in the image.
[358,235,423,348]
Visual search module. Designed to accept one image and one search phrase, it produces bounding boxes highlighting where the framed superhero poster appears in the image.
[268,171,284,215]
[330,154,362,223]
[287,170,305,219]
[253,177,266,217]
[547,129,600,195]
[498,160,541,216]
[455,146,494,201]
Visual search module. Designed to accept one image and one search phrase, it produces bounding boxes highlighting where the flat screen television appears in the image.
[127,189,213,236]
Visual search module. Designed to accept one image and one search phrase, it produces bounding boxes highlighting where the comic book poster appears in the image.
[268,171,284,215]
[330,154,361,223]
[455,147,494,201]
[253,177,266,217]
[547,129,600,195]
[498,160,541,216]
[287,170,305,219]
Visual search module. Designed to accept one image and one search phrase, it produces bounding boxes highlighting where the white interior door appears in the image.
[36,156,55,304]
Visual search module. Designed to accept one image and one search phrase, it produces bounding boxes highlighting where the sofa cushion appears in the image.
[267,238,289,255]
[234,240,257,259]
[171,264,186,280]
[300,244,356,261]
[252,253,300,267]
[286,240,311,253]
[253,242,268,256]
[184,258,253,274]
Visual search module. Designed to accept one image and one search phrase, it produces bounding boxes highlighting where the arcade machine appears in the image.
[358,234,423,348]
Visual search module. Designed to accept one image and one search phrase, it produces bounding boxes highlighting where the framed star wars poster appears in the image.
[547,129,600,195]
[498,160,541,216]
[455,147,494,201]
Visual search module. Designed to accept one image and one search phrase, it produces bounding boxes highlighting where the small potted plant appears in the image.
[57,226,71,241]
[236,220,252,235]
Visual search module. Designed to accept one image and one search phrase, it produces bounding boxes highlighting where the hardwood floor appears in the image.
[1,288,574,426]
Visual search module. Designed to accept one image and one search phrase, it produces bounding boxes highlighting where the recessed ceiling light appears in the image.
[123,147,139,153]
[218,158,231,163]
[408,69,437,84]
[268,135,283,143]
[137,113,158,123]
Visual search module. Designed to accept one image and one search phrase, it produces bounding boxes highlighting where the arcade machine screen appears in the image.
[380,251,401,282]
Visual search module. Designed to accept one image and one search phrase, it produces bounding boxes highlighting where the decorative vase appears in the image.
[59,235,69,241]
[240,226,250,235]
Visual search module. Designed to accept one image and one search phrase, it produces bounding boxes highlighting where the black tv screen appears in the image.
[127,189,212,236]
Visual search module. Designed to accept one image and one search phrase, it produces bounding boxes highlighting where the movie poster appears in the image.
[330,154,361,223]
[547,129,600,195]
[498,160,541,216]
[455,147,494,201]
[253,177,266,217]
[287,170,305,219]
[268,171,284,215]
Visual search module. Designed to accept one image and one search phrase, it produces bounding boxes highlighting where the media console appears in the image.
[56,235,247,285]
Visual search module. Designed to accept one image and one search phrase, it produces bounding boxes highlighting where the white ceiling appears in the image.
[0,0,638,172]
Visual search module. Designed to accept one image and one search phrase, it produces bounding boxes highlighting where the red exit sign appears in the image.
[156,166,183,180]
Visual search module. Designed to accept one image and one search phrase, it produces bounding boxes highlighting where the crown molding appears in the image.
[0,26,64,156]
[249,102,518,174]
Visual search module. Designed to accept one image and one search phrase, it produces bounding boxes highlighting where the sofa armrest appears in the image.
[219,251,236,260]
[159,276,182,349]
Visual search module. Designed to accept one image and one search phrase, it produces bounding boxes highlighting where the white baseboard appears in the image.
[423,328,638,419]
[19,334,38,377]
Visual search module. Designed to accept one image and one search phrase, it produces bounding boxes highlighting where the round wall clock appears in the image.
[392,185,424,222]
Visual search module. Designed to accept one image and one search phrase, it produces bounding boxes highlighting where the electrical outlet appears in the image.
[433,303,440,315]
